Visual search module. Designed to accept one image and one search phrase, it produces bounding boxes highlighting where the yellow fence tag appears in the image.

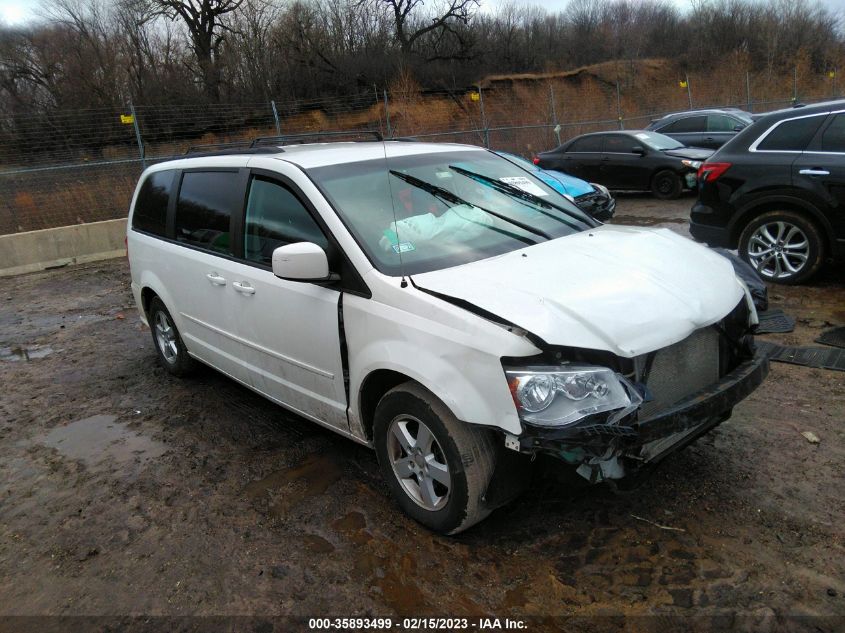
[679,80,688,88]
[470,92,480,101]
[120,114,135,124]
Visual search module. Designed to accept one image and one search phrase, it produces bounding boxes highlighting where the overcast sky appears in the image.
[1,0,842,26]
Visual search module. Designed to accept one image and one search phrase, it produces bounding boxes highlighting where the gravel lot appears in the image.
[1,193,843,629]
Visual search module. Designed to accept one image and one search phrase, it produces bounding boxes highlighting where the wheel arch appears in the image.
[729,195,833,254]
[358,369,416,442]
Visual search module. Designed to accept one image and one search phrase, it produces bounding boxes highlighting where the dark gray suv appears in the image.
[690,100,845,284]
[647,109,753,149]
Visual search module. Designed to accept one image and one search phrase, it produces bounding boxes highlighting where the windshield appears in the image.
[308,149,594,276]
[495,151,537,172]
[633,131,685,151]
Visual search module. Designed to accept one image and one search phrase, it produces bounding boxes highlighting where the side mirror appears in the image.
[271,242,330,281]
[632,146,646,156]
[733,124,745,132]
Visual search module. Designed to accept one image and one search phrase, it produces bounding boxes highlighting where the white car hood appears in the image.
[413,225,746,358]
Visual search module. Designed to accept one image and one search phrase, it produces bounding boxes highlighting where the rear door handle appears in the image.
[206,273,226,286]
[232,281,255,295]
[799,169,830,176]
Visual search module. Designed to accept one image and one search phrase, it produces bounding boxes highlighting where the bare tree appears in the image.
[358,0,479,60]
[149,0,244,101]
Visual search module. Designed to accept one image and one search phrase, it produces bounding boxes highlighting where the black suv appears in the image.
[690,100,845,284]
[647,108,753,149]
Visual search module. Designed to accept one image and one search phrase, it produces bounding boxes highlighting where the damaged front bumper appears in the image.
[515,351,769,480]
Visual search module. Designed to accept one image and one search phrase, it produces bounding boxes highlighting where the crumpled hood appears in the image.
[413,226,746,358]
[664,147,713,160]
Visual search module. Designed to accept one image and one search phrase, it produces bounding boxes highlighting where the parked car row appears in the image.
[525,101,843,284]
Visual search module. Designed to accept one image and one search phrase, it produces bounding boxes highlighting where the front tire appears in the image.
[148,297,196,376]
[651,170,682,199]
[373,382,497,535]
[738,210,824,285]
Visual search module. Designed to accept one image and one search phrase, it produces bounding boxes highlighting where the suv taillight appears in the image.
[697,162,732,183]
[533,157,540,165]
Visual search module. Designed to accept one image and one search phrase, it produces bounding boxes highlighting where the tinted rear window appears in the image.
[821,114,845,152]
[132,170,175,236]
[757,115,826,151]
[663,115,706,133]
[569,136,603,152]
[174,171,242,255]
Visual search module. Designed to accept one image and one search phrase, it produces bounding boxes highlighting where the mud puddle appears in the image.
[0,344,54,361]
[37,414,167,466]
[243,453,344,517]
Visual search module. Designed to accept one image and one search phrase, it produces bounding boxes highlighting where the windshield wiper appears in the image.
[388,170,552,241]
[448,165,596,230]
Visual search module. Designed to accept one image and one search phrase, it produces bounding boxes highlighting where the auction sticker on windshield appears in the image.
[499,176,548,197]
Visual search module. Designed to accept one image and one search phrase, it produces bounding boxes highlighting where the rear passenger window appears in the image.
[569,136,603,152]
[174,171,241,254]
[662,116,706,133]
[757,116,826,151]
[820,114,845,152]
[708,115,742,132]
[244,177,329,266]
[132,170,174,236]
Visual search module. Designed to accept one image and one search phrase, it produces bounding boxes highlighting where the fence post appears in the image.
[616,81,623,129]
[746,71,752,112]
[549,83,561,145]
[382,90,392,138]
[793,66,798,104]
[129,103,145,170]
[685,73,692,109]
[270,100,281,135]
[477,85,489,148]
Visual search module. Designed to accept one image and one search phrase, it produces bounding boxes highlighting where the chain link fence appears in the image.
[1,66,841,235]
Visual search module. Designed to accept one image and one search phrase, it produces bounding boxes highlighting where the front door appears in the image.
[226,173,348,431]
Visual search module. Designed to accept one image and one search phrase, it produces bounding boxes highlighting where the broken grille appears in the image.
[637,327,721,421]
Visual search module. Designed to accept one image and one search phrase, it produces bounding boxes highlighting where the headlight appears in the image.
[591,183,609,195]
[506,365,642,427]
[681,159,702,170]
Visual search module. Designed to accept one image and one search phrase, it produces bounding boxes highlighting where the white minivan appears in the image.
[127,139,769,534]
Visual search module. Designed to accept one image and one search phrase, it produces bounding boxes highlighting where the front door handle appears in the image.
[206,273,226,286]
[799,169,830,176]
[232,281,255,295]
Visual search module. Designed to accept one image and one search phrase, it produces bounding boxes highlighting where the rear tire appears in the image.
[651,170,682,199]
[373,382,497,535]
[738,210,824,285]
[148,297,196,376]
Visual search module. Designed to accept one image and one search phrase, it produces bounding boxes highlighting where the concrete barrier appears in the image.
[0,218,127,277]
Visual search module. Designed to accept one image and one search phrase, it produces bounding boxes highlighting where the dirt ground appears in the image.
[1,193,843,630]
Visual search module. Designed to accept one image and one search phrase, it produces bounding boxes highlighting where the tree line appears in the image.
[0,0,842,116]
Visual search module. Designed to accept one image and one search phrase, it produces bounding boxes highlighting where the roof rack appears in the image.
[250,129,383,147]
[183,129,384,156]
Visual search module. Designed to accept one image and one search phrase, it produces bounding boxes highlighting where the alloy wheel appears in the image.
[387,415,451,511]
[154,311,179,363]
[747,221,809,280]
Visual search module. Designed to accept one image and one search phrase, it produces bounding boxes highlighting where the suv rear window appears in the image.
[174,171,241,255]
[132,170,175,236]
[757,115,826,151]
[663,115,706,133]
[821,114,845,153]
